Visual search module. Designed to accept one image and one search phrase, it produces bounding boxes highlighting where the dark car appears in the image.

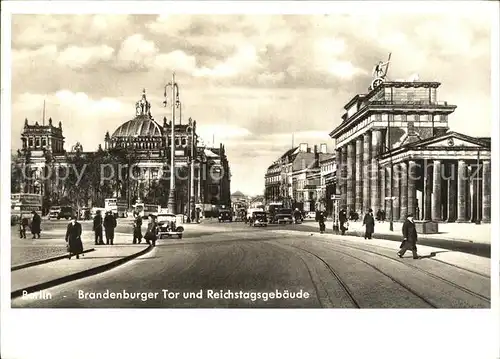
[57,206,74,220]
[274,208,294,224]
[218,210,232,222]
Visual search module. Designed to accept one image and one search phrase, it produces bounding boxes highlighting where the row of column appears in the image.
[380,160,491,223]
[336,141,491,222]
[336,130,384,215]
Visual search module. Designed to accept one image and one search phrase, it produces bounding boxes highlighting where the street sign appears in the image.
[331,195,340,200]
[384,196,397,200]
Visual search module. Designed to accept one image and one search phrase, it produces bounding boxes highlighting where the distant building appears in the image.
[13,89,232,215]
[265,143,332,209]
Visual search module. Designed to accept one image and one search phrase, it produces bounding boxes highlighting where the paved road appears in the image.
[12,222,490,308]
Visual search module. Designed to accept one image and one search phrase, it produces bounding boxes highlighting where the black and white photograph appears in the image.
[1,1,499,359]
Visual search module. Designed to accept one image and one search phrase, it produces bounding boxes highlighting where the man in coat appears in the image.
[19,214,29,239]
[93,210,104,245]
[362,208,375,239]
[318,211,326,234]
[66,216,83,259]
[339,208,348,235]
[133,212,143,244]
[398,213,419,259]
[31,211,41,239]
[103,211,117,245]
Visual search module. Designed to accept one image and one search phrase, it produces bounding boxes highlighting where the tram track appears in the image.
[264,241,360,308]
[282,242,437,308]
[327,241,491,304]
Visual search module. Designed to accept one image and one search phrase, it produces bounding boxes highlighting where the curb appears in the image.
[322,229,490,258]
[11,249,96,271]
[11,245,154,299]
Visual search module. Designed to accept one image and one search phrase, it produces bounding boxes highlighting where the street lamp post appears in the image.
[475,149,481,225]
[163,73,181,214]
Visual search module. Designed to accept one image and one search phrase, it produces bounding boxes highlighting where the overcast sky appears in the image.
[10,10,493,196]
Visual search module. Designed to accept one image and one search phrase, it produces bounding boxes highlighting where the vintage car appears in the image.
[248,211,267,227]
[218,209,233,222]
[274,208,294,224]
[156,213,184,239]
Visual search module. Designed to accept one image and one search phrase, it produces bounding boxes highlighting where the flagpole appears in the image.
[42,100,46,126]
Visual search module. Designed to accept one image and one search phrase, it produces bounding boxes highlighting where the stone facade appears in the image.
[330,81,491,223]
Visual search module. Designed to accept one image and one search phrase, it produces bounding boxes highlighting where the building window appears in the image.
[375,114,382,121]
[414,114,420,122]
[440,114,448,122]
[182,138,187,146]
[175,138,180,146]
[42,138,47,147]
[35,138,40,147]
[401,114,407,122]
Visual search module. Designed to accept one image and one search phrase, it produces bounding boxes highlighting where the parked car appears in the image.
[218,209,233,222]
[156,213,184,239]
[275,208,294,224]
[57,206,74,220]
[248,211,267,227]
[48,206,61,220]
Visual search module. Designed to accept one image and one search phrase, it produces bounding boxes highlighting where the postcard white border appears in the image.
[1,2,499,359]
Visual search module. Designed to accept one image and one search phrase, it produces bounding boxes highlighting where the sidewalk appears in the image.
[278,229,490,277]
[11,243,153,298]
[300,220,491,244]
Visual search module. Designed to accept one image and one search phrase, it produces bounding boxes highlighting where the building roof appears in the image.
[319,154,335,163]
[231,191,245,197]
[204,148,220,158]
[378,130,491,159]
[112,116,163,138]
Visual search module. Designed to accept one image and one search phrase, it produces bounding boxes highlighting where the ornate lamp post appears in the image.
[163,73,181,214]
[186,117,196,223]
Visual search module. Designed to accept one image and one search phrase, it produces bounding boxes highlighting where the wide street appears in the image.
[11,218,491,308]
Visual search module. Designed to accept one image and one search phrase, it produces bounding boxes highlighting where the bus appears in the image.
[133,202,160,218]
[104,198,128,218]
[11,193,42,226]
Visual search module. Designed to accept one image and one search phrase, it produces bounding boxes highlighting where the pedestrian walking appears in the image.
[104,211,117,245]
[133,212,143,244]
[93,210,104,245]
[144,214,158,247]
[65,216,84,259]
[19,214,29,239]
[339,208,348,235]
[398,213,419,259]
[362,208,375,239]
[318,211,326,234]
[31,211,41,239]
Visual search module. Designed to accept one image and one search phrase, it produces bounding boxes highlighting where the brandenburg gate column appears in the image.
[432,160,443,221]
[385,166,392,220]
[355,137,363,214]
[379,166,386,213]
[482,160,491,223]
[346,142,356,213]
[392,163,401,221]
[457,160,467,222]
[362,132,372,212]
[399,162,408,219]
[341,146,348,209]
[371,130,383,214]
[407,160,417,217]
[336,147,344,207]
[447,162,457,222]
[424,161,432,221]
